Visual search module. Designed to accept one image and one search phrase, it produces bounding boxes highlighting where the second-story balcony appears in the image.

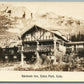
[38,45,54,52]
[23,46,37,52]
[18,44,54,53]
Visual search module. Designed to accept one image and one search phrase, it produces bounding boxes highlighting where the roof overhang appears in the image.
[21,25,68,42]
[66,41,84,45]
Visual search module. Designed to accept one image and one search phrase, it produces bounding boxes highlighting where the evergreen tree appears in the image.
[71,31,84,41]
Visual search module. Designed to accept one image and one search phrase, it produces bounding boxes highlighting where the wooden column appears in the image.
[35,41,42,66]
[54,40,56,56]
[59,41,64,64]
[21,45,24,66]
[75,44,77,52]
[36,41,40,62]
[53,36,57,64]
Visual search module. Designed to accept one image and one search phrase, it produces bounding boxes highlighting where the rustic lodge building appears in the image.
[18,25,68,65]
[1,25,84,65]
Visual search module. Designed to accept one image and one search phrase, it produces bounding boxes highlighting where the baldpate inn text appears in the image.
[22,74,63,78]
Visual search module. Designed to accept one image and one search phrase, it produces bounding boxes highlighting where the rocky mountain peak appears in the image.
[0,4,84,47]
[0,3,31,19]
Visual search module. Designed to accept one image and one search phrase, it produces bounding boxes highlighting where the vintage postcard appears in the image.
[0,1,84,82]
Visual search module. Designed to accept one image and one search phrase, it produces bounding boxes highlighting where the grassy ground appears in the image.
[14,63,84,71]
[0,62,20,71]
[0,62,84,71]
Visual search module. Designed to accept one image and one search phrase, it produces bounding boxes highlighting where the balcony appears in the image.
[66,47,84,53]
[23,46,37,52]
[66,47,72,51]
[38,45,54,52]
[18,44,54,53]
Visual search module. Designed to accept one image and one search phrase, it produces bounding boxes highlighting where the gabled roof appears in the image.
[51,30,62,36]
[21,25,68,42]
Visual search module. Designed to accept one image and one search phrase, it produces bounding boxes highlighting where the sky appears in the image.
[0,2,84,19]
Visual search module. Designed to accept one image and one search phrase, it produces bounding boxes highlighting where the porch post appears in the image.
[54,40,56,57]
[53,36,57,64]
[21,45,24,66]
[36,41,39,62]
[35,41,42,67]
[59,41,64,64]
[75,44,77,52]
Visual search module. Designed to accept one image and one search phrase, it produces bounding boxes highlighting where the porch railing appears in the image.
[18,44,54,52]
[23,46,37,52]
[38,45,54,51]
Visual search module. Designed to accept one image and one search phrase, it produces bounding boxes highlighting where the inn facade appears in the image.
[1,25,84,65]
[18,25,68,65]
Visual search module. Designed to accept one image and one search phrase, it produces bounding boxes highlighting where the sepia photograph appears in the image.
[0,2,84,73]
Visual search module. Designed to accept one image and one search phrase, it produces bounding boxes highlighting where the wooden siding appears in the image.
[23,28,53,42]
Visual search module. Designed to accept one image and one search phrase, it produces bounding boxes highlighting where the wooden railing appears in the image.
[77,48,84,51]
[38,45,54,51]
[23,46,37,52]
[66,47,72,51]
[18,44,54,52]
[66,47,84,52]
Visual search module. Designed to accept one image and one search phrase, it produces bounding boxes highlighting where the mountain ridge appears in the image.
[0,4,84,47]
